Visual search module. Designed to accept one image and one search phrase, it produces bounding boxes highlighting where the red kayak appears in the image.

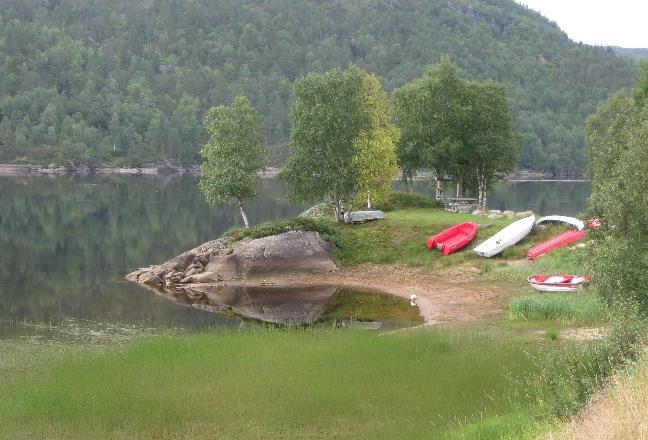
[527,229,586,260]
[427,222,479,255]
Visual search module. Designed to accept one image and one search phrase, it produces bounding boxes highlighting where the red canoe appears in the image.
[527,229,586,260]
[427,222,479,255]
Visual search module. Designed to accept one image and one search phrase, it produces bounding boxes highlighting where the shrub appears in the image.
[381,191,442,211]
[530,311,648,418]
[223,217,344,248]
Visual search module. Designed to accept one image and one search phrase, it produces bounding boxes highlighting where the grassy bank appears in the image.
[0,326,549,439]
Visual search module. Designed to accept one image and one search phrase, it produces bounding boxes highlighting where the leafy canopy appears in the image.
[282,66,399,216]
[199,96,265,206]
[586,63,648,313]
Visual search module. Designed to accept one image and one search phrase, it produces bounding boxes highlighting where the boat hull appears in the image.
[527,275,590,292]
[527,229,586,260]
[473,215,535,257]
[535,215,585,230]
[427,222,479,255]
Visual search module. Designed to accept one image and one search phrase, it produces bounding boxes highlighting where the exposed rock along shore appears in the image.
[127,230,338,290]
[126,229,508,326]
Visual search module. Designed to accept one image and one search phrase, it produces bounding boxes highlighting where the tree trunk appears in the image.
[237,198,250,228]
[332,198,345,223]
[367,191,372,209]
[477,169,487,210]
[434,170,444,201]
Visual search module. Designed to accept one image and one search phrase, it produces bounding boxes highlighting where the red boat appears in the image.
[427,222,479,255]
[527,229,586,260]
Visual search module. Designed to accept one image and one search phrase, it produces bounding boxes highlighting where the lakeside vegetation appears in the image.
[0,326,548,439]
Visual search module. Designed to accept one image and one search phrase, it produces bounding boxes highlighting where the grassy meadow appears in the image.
[0,326,553,439]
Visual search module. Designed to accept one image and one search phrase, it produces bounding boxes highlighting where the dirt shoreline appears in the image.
[181,263,509,326]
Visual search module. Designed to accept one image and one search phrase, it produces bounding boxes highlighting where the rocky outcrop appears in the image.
[127,231,338,290]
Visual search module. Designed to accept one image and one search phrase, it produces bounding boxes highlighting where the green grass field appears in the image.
[0,327,549,439]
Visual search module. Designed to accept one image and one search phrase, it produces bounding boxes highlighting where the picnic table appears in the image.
[443,197,479,213]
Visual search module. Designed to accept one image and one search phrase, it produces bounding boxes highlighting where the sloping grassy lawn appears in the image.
[333,208,573,269]
[0,327,543,439]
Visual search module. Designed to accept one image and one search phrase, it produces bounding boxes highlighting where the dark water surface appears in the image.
[403,179,592,216]
[0,175,590,334]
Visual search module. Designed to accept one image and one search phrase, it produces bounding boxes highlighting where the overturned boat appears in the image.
[535,215,585,230]
[473,215,535,257]
[527,229,586,260]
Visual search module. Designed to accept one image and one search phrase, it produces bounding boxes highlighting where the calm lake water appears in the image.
[0,175,591,335]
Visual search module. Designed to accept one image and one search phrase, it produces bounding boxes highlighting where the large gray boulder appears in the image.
[202,230,337,281]
[127,230,337,288]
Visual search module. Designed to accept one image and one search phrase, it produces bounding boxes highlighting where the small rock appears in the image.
[489,209,502,215]
[516,210,534,218]
[472,209,483,216]
[488,214,503,219]
[502,210,515,218]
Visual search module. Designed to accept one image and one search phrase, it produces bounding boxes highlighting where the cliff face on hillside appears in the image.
[0,0,636,172]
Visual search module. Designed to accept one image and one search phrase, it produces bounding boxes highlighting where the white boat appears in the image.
[535,215,585,230]
[527,275,591,292]
[473,215,535,257]
[346,210,385,224]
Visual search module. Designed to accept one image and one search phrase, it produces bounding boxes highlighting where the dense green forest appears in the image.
[0,0,638,173]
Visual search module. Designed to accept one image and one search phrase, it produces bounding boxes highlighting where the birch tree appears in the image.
[461,81,519,209]
[199,96,265,228]
[393,56,465,200]
[282,67,399,221]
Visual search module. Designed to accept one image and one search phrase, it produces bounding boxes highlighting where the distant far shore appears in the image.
[0,163,584,181]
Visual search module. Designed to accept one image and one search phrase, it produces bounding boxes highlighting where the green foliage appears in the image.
[393,56,464,180]
[587,65,648,313]
[0,0,636,171]
[199,96,265,226]
[282,66,398,219]
[462,80,520,206]
[381,191,443,211]
[529,314,647,418]
[223,217,344,249]
[393,57,519,205]
[508,293,605,324]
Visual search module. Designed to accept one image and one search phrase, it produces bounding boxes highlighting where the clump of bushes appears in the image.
[529,310,648,418]
[224,217,344,248]
[381,191,442,211]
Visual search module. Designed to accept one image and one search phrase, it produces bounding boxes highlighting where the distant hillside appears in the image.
[612,47,648,60]
[0,0,637,173]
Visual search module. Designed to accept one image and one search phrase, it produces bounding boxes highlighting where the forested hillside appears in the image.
[0,0,637,172]
[612,47,648,60]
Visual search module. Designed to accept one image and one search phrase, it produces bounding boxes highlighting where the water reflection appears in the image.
[0,174,590,333]
[398,180,591,216]
[144,283,339,325]
[0,174,309,332]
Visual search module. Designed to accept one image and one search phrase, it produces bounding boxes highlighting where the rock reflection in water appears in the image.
[142,284,339,325]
